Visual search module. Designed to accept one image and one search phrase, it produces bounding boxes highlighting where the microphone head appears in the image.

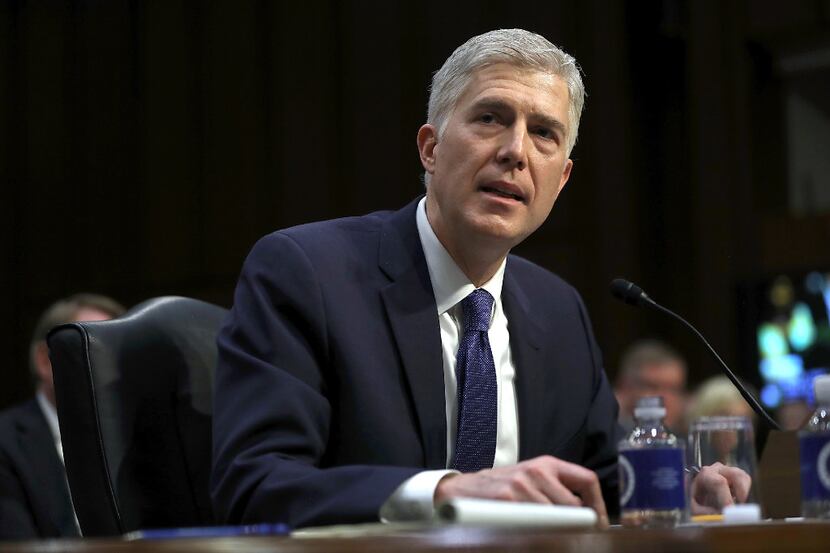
[610,278,647,306]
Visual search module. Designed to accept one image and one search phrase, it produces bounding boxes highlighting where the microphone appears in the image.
[610,278,781,431]
[610,279,652,307]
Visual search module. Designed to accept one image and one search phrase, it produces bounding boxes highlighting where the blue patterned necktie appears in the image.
[451,288,497,472]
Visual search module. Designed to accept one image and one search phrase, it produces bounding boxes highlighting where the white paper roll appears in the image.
[436,498,598,527]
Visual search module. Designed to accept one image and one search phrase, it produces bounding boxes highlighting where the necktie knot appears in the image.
[461,289,493,333]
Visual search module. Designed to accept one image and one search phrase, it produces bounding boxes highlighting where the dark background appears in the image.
[2,0,829,409]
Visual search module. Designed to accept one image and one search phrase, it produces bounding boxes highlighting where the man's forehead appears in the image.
[458,64,570,119]
[638,361,686,381]
[74,306,114,322]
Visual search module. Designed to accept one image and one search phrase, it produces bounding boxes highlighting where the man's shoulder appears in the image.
[0,398,41,441]
[0,398,38,423]
[249,200,418,262]
[503,253,589,318]
[247,209,392,263]
[280,209,394,240]
[506,253,576,293]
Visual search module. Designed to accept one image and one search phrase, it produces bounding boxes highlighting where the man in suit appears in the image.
[213,28,622,528]
[614,340,689,434]
[0,294,124,540]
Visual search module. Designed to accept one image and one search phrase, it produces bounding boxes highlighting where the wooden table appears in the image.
[4,521,830,553]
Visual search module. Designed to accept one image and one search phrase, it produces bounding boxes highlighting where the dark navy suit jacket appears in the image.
[0,399,78,539]
[211,198,621,528]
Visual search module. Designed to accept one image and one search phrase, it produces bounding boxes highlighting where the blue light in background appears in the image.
[760,353,804,382]
[788,302,817,352]
[759,323,788,358]
[761,383,782,408]
[759,368,829,407]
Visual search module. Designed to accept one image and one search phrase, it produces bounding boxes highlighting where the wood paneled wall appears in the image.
[2,0,829,408]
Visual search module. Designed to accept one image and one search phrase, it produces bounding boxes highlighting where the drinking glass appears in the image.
[688,416,760,511]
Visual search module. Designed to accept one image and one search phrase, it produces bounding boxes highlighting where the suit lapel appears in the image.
[378,199,447,469]
[16,400,77,536]
[505,269,591,459]
[502,266,547,460]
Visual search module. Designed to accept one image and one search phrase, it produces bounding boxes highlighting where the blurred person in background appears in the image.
[614,339,689,434]
[685,374,757,512]
[0,293,125,540]
[686,375,756,424]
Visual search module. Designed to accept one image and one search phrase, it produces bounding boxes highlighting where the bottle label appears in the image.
[799,433,830,501]
[619,448,686,510]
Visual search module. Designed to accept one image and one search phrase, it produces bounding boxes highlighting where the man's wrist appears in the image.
[433,471,461,505]
[379,469,459,522]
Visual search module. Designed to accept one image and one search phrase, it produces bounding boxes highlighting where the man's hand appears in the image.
[434,456,609,527]
[690,462,752,515]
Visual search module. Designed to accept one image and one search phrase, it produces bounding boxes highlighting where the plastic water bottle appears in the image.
[800,374,830,518]
[619,396,686,528]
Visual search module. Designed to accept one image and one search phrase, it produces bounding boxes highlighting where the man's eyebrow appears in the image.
[471,97,567,136]
[471,97,513,114]
[532,113,567,138]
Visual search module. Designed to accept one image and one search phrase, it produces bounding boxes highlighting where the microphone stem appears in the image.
[644,297,781,431]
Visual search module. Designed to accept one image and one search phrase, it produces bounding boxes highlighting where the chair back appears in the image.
[48,296,227,536]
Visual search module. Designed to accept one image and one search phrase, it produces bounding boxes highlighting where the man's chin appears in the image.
[466,219,530,251]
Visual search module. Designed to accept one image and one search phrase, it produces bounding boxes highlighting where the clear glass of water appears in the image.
[688,416,760,512]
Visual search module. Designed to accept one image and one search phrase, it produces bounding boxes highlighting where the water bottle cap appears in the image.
[723,503,761,524]
[635,396,664,409]
[633,406,666,419]
[633,396,666,419]
[814,375,830,404]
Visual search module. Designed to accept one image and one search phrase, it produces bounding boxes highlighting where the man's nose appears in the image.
[496,126,527,170]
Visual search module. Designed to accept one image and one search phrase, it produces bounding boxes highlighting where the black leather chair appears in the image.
[47,296,228,536]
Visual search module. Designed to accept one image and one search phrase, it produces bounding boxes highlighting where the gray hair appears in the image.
[618,339,687,384]
[427,29,585,159]
[29,292,125,378]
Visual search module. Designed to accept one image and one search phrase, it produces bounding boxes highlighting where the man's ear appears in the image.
[558,158,573,195]
[417,124,439,175]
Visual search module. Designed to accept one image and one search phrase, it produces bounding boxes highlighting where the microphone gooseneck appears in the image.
[610,278,781,431]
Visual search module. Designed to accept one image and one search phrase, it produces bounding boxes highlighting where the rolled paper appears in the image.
[436,498,598,527]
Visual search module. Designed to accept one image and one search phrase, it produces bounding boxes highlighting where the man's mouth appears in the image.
[480,184,525,203]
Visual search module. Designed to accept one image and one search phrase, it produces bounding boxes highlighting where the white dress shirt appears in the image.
[36,390,81,533]
[380,198,519,521]
[36,391,64,463]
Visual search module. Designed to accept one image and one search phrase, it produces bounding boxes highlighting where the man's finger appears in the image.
[547,458,608,526]
[502,471,557,504]
[531,471,583,507]
[694,468,734,510]
[721,466,752,503]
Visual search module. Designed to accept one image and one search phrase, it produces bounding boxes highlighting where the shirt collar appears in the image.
[36,390,62,445]
[415,197,506,316]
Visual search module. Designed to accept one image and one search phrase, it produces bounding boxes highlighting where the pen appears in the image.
[690,514,724,523]
[124,523,291,540]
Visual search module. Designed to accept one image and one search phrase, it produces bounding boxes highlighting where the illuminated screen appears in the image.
[741,271,830,408]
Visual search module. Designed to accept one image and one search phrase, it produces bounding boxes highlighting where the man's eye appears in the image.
[533,127,554,139]
[479,113,496,124]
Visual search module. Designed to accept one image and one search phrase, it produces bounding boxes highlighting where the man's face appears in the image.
[419,63,574,255]
[36,306,116,405]
[633,362,687,430]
